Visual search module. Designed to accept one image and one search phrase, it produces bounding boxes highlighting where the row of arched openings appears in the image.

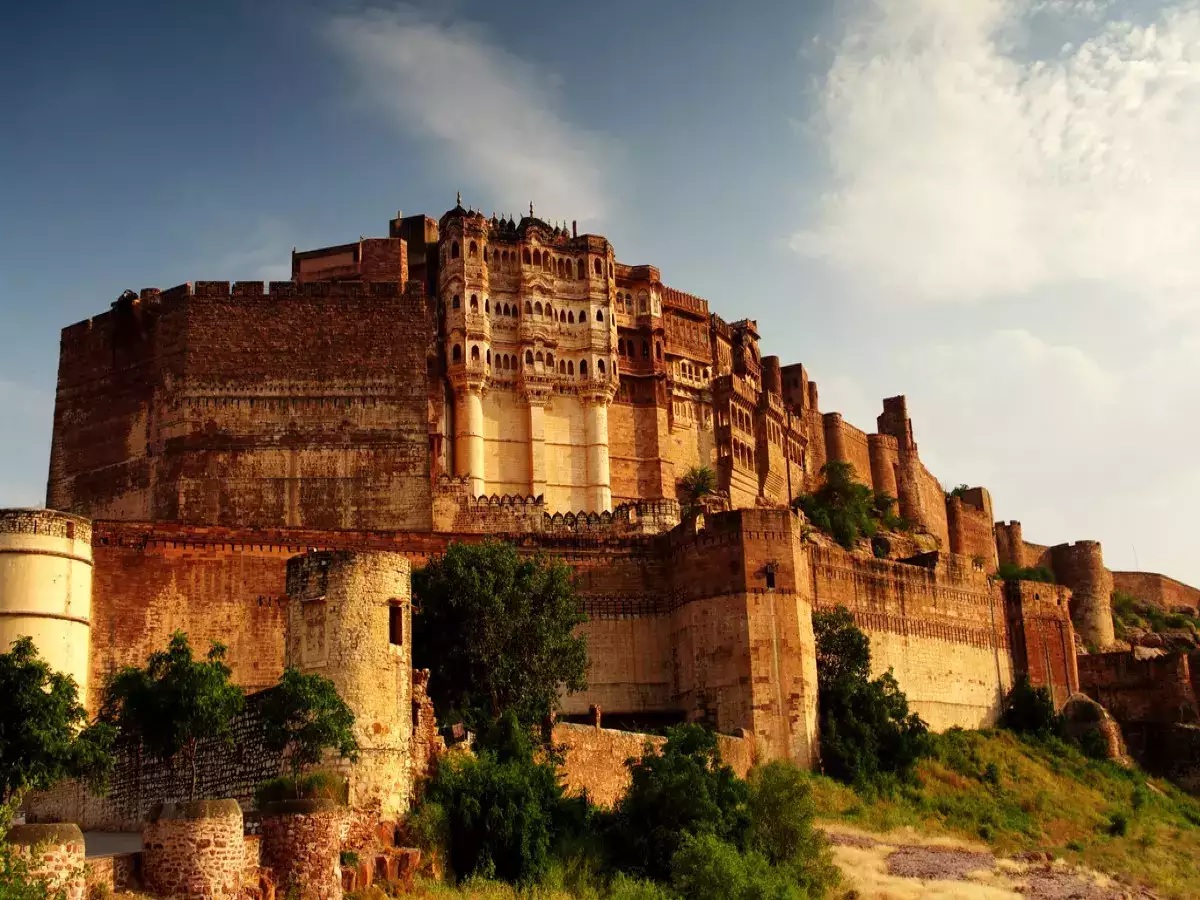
[448,240,608,280]
[449,344,608,378]
[449,294,606,324]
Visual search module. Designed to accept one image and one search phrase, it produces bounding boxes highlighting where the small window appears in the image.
[452,344,462,362]
[578,259,586,279]
[594,258,602,275]
[533,249,542,266]
[470,345,480,361]
[598,359,606,374]
[642,340,650,359]
[451,241,460,259]
[535,301,543,316]
[568,310,575,324]
[523,248,532,265]
[469,241,478,258]
[580,360,588,377]
[452,295,461,309]
[526,350,534,365]
[484,298,490,313]
[596,310,604,322]
[470,295,478,311]
[389,602,404,646]
[524,300,533,314]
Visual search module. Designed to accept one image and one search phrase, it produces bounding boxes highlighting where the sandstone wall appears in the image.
[947,488,999,570]
[552,722,755,808]
[821,414,874,488]
[1113,571,1200,612]
[607,401,670,503]
[1003,580,1078,707]
[1077,651,1198,725]
[49,281,432,531]
[809,547,1013,730]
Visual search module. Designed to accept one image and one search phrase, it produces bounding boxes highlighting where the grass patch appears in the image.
[806,728,1200,898]
[1112,590,1200,641]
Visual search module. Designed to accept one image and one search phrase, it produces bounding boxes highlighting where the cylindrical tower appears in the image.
[1050,541,1115,650]
[867,433,899,500]
[994,521,1025,568]
[285,550,414,818]
[582,387,614,511]
[821,413,848,470]
[0,509,93,705]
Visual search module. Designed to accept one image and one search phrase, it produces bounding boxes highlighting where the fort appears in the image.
[5,199,1198,830]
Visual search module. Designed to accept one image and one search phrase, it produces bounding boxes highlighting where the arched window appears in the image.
[568,311,575,324]
[546,353,554,368]
[578,259,586,279]
[470,295,478,310]
[559,360,566,374]
[502,250,509,264]
[524,301,532,315]
[656,343,663,360]
[492,248,499,263]
[596,310,604,322]
[642,340,650,359]
[450,241,460,259]
[580,360,588,377]
[593,258,602,275]
[618,338,625,355]
[502,303,509,316]
[557,258,565,277]
[484,298,490,313]
[470,345,480,361]
[452,294,461,309]
[452,344,462,362]
[597,359,606,374]
[523,248,532,265]
[536,351,544,363]
[546,305,554,319]
[534,302,543,316]
[469,241,478,258]
[568,360,575,375]
[486,349,491,365]
[525,350,534,365]
[533,249,542,266]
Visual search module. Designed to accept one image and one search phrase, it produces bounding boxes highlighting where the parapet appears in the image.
[0,508,92,543]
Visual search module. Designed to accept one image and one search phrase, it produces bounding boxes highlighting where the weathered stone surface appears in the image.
[142,799,243,899]
[260,803,343,900]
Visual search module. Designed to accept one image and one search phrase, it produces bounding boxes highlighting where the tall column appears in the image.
[454,385,486,498]
[526,394,548,499]
[582,389,614,512]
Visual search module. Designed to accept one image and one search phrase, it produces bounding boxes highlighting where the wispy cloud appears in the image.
[794,0,1200,311]
[327,5,610,220]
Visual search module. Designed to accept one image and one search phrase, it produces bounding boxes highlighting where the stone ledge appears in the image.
[5,822,84,846]
[148,798,242,821]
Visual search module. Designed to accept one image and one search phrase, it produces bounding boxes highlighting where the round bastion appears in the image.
[0,508,93,704]
[6,823,86,900]
[142,799,244,899]
[260,798,345,900]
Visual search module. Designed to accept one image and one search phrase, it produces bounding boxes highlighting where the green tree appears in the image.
[609,724,750,881]
[0,637,114,806]
[100,631,244,801]
[412,541,588,731]
[996,562,1056,584]
[793,462,906,549]
[679,465,718,517]
[259,667,359,789]
[999,675,1063,740]
[746,761,839,895]
[813,608,930,786]
[670,833,802,900]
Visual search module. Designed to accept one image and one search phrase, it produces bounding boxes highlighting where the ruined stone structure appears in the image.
[10,197,1199,822]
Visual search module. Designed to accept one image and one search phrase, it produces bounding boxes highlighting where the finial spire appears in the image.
[456,190,462,207]
[529,201,534,217]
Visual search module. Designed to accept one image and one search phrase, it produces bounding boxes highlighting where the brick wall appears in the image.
[1077,651,1199,725]
[1113,571,1200,612]
[49,281,432,531]
[1003,580,1078,707]
[947,488,999,570]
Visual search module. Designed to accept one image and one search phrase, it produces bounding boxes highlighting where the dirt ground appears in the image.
[821,823,1158,900]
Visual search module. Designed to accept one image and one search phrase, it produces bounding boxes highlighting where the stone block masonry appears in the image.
[260,800,344,900]
[142,799,244,899]
[6,824,86,900]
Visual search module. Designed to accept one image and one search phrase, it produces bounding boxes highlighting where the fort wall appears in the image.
[1113,571,1200,612]
[947,488,999,570]
[822,413,873,488]
[1050,541,1115,649]
[809,547,1012,730]
[49,281,433,532]
[1077,651,1198,725]
[1003,580,1078,707]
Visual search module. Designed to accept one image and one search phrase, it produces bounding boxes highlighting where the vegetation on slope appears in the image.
[807,727,1200,898]
[1112,589,1200,643]
[793,462,910,551]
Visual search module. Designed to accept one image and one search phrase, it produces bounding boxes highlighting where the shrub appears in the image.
[793,462,878,549]
[999,676,1063,740]
[746,761,839,896]
[679,466,717,517]
[415,713,570,884]
[813,608,930,787]
[997,563,1055,584]
[609,724,750,881]
[255,771,349,807]
[607,873,675,900]
[670,833,801,900]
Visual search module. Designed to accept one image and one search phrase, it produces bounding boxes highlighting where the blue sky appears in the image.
[3,0,1199,584]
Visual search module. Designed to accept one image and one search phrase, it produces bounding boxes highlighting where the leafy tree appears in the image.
[416,712,573,884]
[609,724,750,881]
[412,541,587,731]
[679,465,717,517]
[259,667,359,791]
[793,462,908,550]
[746,761,839,895]
[947,484,971,499]
[100,631,244,801]
[0,636,114,806]
[813,608,930,786]
[670,833,802,900]
[1000,675,1063,740]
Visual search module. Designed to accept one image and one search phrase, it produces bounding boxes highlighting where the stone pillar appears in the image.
[6,824,86,900]
[260,799,344,900]
[286,551,413,818]
[142,800,244,899]
[455,387,486,498]
[582,391,613,512]
[525,391,548,499]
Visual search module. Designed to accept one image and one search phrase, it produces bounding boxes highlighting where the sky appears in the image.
[2,0,1198,583]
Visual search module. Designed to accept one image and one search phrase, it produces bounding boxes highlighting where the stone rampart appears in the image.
[1113,570,1200,612]
[1003,580,1078,707]
[1050,541,1115,649]
[260,800,344,900]
[1077,651,1199,725]
[6,823,86,900]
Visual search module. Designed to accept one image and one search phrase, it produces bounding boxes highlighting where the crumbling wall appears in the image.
[1077,652,1198,725]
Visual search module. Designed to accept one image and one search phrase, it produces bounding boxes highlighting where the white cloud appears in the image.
[795,0,1200,311]
[327,6,609,221]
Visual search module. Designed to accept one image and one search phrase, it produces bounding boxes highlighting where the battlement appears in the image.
[0,508,92,543]
[660,286,708,317]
